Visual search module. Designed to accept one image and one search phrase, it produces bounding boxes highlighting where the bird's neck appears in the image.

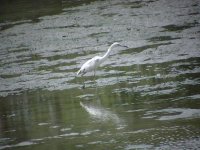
[101,44,115,63]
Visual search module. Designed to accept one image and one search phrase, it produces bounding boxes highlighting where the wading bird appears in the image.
[77,42,128,77]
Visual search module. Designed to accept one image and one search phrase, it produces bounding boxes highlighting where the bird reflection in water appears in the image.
[80,101,123,126]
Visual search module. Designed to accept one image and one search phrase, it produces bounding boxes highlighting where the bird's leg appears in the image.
[82,81,85,89]
[93,69,96,81]
[93,69,98,88]
[81,75,85,89]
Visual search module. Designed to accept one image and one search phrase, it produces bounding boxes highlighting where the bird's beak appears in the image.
[119,44,129,48]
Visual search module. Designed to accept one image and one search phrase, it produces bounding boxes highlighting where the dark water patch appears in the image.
[116,1,145,9]
[0,0,97,23]
[0,0,62,23]
[170,57,200,74]
[89,32,110,38]
[62,8,80,14]
[107,57,200,104]
[39,50,99,68]
[120,42,172,55]
[162,22,198,32]
[0,20,32,31]
[82,24,97,28]
[188,12,200,16]
[62,0,96,9]
[0,52,37,66]
[37,61,77,73]
[43,24,80,30]
[147,0,159,3]
[148,36,181,42]
[44,52,81,61]
[100,13,118,17]
[0,74,21,79]
[192,3,199,7]
[10,47,29,53]
[1,53,43,66]
[30,53,43,61]
[178,53,189,56]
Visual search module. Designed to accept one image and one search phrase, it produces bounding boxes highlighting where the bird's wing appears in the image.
[84,56,100,67]
[82,56,101,70]
[82,58,95,68]
[77,56,102,75]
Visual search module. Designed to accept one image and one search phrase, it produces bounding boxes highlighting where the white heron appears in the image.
[77,42,128,77]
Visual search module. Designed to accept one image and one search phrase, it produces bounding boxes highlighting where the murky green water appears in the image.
[0,0,200,149]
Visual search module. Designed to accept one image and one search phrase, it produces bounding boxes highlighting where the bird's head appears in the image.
[111,42,129,49]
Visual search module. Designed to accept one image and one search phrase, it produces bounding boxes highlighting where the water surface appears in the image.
[0,0,200,149]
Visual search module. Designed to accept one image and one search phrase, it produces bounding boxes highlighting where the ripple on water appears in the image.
[60,128,72,132]
[125,144,153,150]
[143,108,200,120]
[59,132,79,137]
[0,141,36,150]
[156,137,200,150]
[80,129,100,136]
[38,122,49,126]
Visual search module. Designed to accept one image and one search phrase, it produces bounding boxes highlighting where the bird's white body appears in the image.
[77,56,102,75]
[77,42,127,76]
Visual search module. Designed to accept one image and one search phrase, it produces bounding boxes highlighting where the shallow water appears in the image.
[0,0,200,149]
